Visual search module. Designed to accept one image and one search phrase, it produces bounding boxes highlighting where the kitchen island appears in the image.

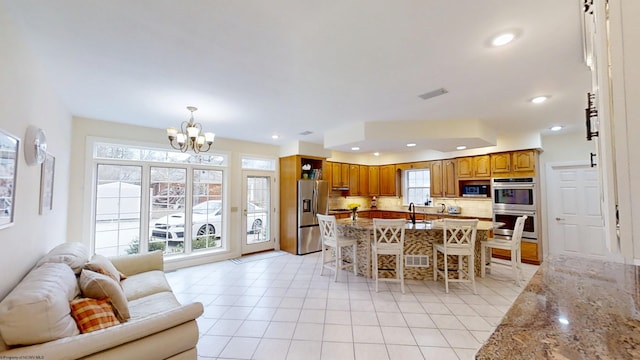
[336,218,499,280]
[476,256,640,359]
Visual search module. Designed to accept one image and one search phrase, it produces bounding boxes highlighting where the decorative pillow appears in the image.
[70,298,120,333]
[79,269,130,321]
[84,254,122,283]
[0,263,80,346]
[36,242,90,275]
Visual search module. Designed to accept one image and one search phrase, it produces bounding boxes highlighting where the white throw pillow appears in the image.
[0,263,80,346]
[35,242,90,274]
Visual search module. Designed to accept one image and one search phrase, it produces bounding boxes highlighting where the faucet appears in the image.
[438,203,446,214]
[408,202,416,224]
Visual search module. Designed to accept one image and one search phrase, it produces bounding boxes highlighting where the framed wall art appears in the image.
[0,129,19,229]
[39,152,55,214]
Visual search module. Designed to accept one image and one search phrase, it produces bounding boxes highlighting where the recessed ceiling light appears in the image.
[271,134,279,139]
[406,143,416,147]
[373,152,380,156]
[550,125,563,131]
[456,145,467,150]
[531,96,549,104]
[351,147,360,151]
[492,32,515,47]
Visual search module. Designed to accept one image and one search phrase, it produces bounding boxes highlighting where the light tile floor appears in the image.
[167,251,538,360]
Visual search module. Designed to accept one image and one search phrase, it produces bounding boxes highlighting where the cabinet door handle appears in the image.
[555,217,565,221]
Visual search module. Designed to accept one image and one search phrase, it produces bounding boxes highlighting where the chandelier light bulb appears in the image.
[166,106,215,153]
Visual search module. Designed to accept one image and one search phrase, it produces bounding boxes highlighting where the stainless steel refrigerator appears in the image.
[297,180,329,255]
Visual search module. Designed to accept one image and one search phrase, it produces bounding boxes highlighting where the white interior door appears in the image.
[241,171,274,255]
[547,163,607,259]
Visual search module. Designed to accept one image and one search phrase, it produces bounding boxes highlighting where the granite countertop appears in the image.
[336,218,499,231]
[476,256,640,359]
[328,208,490,219]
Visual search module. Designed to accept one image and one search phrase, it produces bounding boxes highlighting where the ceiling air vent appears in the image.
[299,130,313,136]
[418,88,449,100]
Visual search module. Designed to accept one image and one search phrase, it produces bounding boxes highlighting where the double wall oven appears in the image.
[492,177,538,242]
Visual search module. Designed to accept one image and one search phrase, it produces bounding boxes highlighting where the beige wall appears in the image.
[68,117,281,268]
[0,10,72,299]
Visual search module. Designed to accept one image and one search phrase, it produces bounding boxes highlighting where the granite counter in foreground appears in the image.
[476,256,640,359]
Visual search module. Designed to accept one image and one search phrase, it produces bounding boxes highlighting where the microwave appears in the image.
[461,184,489,197]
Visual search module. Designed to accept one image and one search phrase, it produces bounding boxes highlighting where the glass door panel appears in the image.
[242,172,273,254]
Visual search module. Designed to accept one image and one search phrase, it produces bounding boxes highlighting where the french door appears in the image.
[241,171,274,254]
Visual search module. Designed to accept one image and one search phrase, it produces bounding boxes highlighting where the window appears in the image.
[404,169,430,205]
[91,142,227,258]
[241,156,275,170]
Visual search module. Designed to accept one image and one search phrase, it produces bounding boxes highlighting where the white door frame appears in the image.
[241,170,276,255]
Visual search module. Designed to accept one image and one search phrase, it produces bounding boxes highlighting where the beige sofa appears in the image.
[0,243,204,360]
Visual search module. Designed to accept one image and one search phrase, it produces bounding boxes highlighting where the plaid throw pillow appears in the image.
[70,298,120,333]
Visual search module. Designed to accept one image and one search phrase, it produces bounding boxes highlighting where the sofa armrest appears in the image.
[109,250,164,276]
[0,301,204,360]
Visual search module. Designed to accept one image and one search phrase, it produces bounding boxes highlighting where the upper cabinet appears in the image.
[431,159,457,197]
[430,160,443,197]
[329,162,350,190]
[379,165,396,196]
[368,166,380,196]
[358,165,369,196]
[457,155,490,179]
[491,150,537,178]
[443,159,457,197]
[348,164,360,195]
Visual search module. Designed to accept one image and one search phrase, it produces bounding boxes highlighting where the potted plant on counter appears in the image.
[347,203,360,222]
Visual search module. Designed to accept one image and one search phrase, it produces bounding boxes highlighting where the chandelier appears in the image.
[166,106,215,153]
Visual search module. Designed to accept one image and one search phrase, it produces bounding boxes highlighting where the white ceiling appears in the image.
[3,0,591,154]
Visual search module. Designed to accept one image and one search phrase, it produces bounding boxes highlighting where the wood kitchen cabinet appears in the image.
[379,165,397,196]
[512,150,535,173]
[491,150,537,178]
[358,165,369,196]
[430,159,457,197]
[368,166,379,196]
[279,155,326,254]
[443,159,457,197]
[329,162,350,189]
[491,152,511,175]
[457,155,491,179]
[349,164,359,194]
[430,160,443,197]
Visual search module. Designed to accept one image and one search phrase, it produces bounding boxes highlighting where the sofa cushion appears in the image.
[70,297,120,333]
[120,270,172,302]
[128,291,181,321]
[79,269,130,321]
[0,263,80,346]
[35,242,90,275]
[84,254,123,283]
